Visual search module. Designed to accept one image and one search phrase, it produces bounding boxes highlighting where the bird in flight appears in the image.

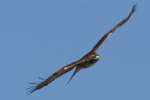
[28,5,136,93]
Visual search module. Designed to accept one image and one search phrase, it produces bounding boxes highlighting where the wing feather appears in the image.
[29,60,80,93]
[91,5,136,52]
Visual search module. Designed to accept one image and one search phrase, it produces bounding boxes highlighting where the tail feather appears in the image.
[66,67,80,85]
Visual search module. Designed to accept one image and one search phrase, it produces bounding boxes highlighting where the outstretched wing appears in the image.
[28,60,81,93]
[90,5,136,52]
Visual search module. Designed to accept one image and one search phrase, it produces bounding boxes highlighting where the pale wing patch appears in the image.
[64,66,71,70]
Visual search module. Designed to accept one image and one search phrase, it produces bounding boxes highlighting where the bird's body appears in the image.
[78,52,100,68]
[28,5,136,93]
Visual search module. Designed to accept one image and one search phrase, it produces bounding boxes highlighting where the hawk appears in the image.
[28,5,136,93]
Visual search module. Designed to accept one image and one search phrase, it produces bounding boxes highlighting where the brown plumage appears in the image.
[28,5,136,93]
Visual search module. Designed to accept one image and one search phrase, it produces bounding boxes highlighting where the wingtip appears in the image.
[27,81,41,94]
[29,88,38,94]
[132,4,137,11]
[26,86,38,94]
[127,4,137,19]
[131,3,138,14]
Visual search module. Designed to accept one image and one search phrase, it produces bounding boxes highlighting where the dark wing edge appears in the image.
[91,4,136,52]
[27,60,80,94]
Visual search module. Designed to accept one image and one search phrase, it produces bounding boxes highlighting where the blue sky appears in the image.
[0,0,149,100]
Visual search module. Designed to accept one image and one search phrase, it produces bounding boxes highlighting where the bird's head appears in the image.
[89,53,100,63]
